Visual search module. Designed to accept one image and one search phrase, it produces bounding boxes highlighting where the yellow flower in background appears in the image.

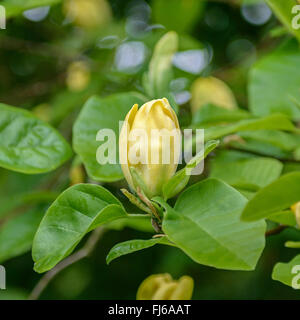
[137,273,194,300]
[66,61,90,92]
[190,76,237,113]
[64,0,112,28]
[291,202,300,227]
[119,98,181,199]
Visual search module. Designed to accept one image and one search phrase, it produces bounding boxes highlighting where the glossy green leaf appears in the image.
[210,156,283,191]
[0,208,43,263]
[210,150,255,162]
[0,104,72,174]
[237,189,255,200]
[272,254,300,288]
[156,179,266,270]
[32,184,127,273]
[242,172,300,221]
[204,114,296,141]
[268,210,297,227]
[145,32,178,98]
[73,92,146,182]
[283,162,300,174]
[265,0,300,42]
[162,140,219,200]
[162,169,189,201]
[239,130,300,152]
[3,0,61,18]
[107,215,153,233]
[106,237,172,265]
[228,137,292,160]
[249,39,300,121]
[294,146,300,161]
[229,130,300,159]
[192,104,251,126]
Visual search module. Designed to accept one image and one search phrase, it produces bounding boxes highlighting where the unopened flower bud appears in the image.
[137,273,194,300]
[119,98,181,198]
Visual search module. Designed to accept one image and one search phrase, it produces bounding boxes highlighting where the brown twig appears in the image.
[28,227,105,300]
[265,225,287,237]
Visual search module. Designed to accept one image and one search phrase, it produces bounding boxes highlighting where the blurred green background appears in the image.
[0,0,300,299]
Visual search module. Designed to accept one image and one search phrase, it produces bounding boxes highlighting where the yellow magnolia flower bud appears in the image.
[291,202,300,227]
[137,273,194,300]
[119,98,181,199]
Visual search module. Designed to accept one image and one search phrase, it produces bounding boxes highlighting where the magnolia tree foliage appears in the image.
[0,0,300,300]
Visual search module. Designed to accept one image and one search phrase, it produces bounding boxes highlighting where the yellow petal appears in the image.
[151,282,178,300]
[169,276,194,300]
[136,273,172,300]
[119,104,138,191]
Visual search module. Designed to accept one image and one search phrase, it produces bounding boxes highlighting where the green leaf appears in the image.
[152,0,204,33]
[130,167,151,197]
[107,215,153,233]
[249,39,300,121]
[162,140,219,200]
[106,237,172,265]
[242,172,300,221]
[283,162,300,174]
[192,104,251,126]
[265,0,300,42]
[73,92,146,182]
[3,0,61,18]
[268,210,297,227]
[237,189,255,200]
[272,254,300,288]
[162,170,189,201]
[0,208,43,263]
[204,114,296,141]
[145,31,178,98]
[238,130,300,152]
[155,179,266,270]
[0,103,72,174]
[294,146,300,161]
[210,156,283,191]
[228,137,292,160]
[32,184,127,273]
